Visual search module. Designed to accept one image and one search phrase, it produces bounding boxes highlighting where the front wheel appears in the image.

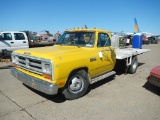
[62,70,89,100]
[128,56,138,74]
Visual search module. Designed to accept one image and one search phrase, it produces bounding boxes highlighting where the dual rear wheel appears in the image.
[128,56,138,74]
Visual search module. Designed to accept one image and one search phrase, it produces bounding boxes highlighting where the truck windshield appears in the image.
[56,32,95,47]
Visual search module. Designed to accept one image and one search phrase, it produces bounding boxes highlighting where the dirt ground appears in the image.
[0,43,160,120]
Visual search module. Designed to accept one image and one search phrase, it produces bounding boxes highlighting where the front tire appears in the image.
[62,70,89,100]
[128,56,138,74]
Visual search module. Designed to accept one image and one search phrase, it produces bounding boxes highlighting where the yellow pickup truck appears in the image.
[10,28,149,99]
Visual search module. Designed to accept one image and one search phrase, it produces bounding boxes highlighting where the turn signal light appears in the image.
[12,63,17,67]
[43,74,52,79]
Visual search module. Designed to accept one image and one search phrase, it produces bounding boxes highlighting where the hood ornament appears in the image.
[24,52,31,55]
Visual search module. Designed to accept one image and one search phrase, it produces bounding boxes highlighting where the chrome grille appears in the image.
[17,56,43,75]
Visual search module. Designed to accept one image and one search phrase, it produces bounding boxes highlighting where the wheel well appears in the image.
[68,67,88,79]
[62,67,89,90]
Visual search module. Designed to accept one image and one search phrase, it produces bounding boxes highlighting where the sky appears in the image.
[1,0,160,35]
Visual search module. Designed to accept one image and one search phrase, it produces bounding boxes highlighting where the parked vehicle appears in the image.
[147,66,160,87]
[148,36,158,44]
[10,28,150,100]
[0,31,29,58]
[0,31,54,58]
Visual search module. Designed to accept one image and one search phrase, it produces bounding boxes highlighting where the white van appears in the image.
[0,31,29,54]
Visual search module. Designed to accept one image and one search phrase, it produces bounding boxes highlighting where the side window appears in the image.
[0,33,12,40]
[0,34,2,40]
[14,33,25,40]
[97,33,111,47]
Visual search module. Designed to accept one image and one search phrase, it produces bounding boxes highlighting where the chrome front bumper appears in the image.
[10,67,58,95]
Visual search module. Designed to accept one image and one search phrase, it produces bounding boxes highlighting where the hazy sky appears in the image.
[1,0,160,35]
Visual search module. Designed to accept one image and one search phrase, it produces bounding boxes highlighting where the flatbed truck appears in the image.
[10,28,150,99]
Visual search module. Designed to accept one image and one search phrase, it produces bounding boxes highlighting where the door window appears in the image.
[0,33,12,40]
[14,33,25,40]
[97,33,111,47]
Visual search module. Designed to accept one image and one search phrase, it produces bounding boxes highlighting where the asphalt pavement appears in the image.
[0,44,160,120]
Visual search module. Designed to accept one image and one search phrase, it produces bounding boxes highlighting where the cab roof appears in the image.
[65,28,110,33]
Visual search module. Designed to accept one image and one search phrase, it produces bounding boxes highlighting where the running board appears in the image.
[91,71,116,84]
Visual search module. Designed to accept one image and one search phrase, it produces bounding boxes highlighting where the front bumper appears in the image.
[10,67,58,95]
[147,75,160,87]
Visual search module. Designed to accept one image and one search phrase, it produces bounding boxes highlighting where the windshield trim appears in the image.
[56,31,95,48]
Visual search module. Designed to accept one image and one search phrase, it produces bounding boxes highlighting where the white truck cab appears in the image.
[0,31,29,54]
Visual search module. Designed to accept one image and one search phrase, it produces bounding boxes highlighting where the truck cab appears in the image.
[0,31,29,55]
[57,28,116,77]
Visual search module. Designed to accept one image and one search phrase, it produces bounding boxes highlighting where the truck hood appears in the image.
[13,45,85,59]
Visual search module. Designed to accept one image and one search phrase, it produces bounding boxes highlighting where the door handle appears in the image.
[23,41,26,43]
[10,42,14,44]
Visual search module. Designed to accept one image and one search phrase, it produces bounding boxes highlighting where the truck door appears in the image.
[13,32,29,49]
[95,33,116,76]
[0,32,14,53]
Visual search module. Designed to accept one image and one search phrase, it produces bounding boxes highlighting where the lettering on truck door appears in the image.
[94,33,115,76]
[0,33,14,53]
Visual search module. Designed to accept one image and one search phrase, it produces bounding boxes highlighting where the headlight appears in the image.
[44,63,50,71]
[42,62,52,75]
[11,54,18,64]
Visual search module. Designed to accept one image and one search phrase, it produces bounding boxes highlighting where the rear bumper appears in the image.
[10,67,58,95]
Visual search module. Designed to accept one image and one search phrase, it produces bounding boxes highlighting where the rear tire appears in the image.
[62,70,89,100]
[128,56,138,74]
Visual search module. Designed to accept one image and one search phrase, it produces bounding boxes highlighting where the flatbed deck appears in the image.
[116,48,150,59]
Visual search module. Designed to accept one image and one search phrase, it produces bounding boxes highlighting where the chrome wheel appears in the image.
[132,61,137,71]
[68,75,84,93]
[128,56,138,74]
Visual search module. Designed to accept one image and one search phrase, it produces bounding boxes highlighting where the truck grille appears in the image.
[17,56,43,75]
[147,75,160,87]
